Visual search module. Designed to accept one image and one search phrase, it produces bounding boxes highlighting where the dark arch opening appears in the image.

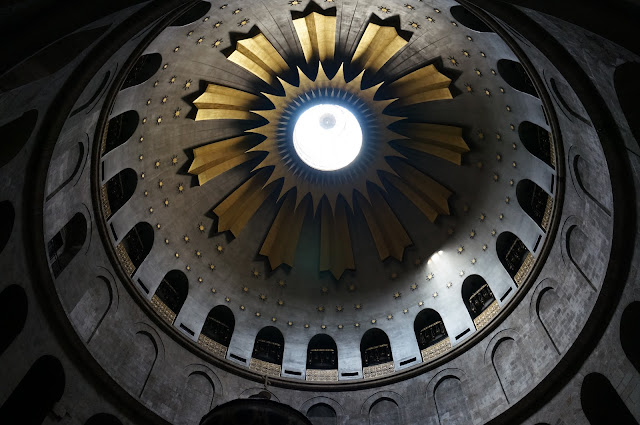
[0,26,109,91]
[516,180,552,231]
[461,275,495,320]
[0,109,38,168]
[252,326,285,366]
[0,200,15,254]
[0,355,65,424]
[497,59,538,98]
[621,301,640,375]
[360,328,392,367]
[450,5,493,32]
[153,270,188,323]
[48,212,87,278]
[104,168,137,218]
[307,334,338,370]
[102,110,139,155]
[0,285,28,357]
[581,373,638,425]
[121,53,162,90]
[519,121,554,168]
[120,222,154,275]
[496,232,531,283]
[307,403,336,425]
[85,413,124,425]
[614,62,640,149]
[414,308,448,350]
[202,305,235,347]
[170,1,212,26]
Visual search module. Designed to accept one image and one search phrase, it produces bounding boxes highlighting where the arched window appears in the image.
[306,334,338,382]
[199,305,235,357]
[614,62,640,149]
[0,285,27,357]
[251,327,284,377]
[462,275,498,330]
[516,180,553,231]
[102,168,137,218]
[449,5,493,32]
[118,222,154,276]
[581,373,638,425]
[307,403,336,425]
[414,308,450,362]
[48,212,87,278]
[121,53,162,90]
[101,110,139,155]
[0,200,15,254]
[170,1,212,26]
[519,121,554,168]
[621,301,640,375]
[360,329,394,378]
[0,110,38,168]
[85,413,123,425]
[0,355,65,424]
[497,59,538,98]
[496,231,533,286]
[151,270,188,325]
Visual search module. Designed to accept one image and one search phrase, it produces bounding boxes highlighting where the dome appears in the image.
[1,0,638,424]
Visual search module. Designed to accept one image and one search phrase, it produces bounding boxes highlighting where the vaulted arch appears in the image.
[118,222,154,276]
[102,168,137,219]
[496,231,533,286]
[48,212,87,278]
[101,110,139,155]
[250,326,284,377]
[361,328,394,378]
[151,270,188,325]
[306,334,338,382]
[199,305,235,357]
[462,274,498,331]
[121,53,162,89]
[516,179,553,232]
[519,121,554,169]
[414,308,450,363]
[498,59,538,98]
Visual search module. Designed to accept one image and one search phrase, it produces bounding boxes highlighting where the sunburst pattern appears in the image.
[189,11,469,279]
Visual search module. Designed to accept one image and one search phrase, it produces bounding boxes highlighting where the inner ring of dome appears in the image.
[292,104,363,171]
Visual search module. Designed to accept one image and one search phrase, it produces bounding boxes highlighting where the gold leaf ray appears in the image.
[357,186,412,261]
[385,160,452,222]
[386,64,453,107]
[320,197,354,279]
[228,33,289,85]
[352,24,408,74]
[193,84,263,121]
[293,12,336,63]
[260,190,309,268]
[189,135,262,185]
[395,123,470,165]
[214,170,278,236]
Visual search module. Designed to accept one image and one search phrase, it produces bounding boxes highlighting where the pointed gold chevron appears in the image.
[293,12,336,63]
[189,14,468,278]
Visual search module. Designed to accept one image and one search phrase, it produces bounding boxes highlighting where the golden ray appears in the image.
[386,64,453,107]
[260,190,309,268]
[385,160,451,222]
[228,33,289,85]
[189,16,466,277]
[293,12,336,63]
[357,186,412,261]
[352,23,408,73]
[320,197,354,279]
[189,135,261,185]
[193,84,263,121]
[214,170,278,236]
[395,123,469,165]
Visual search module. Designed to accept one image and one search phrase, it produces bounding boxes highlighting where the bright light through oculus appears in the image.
[292,104,363,171]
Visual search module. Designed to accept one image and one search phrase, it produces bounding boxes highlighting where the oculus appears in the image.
[189,11,470,278]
